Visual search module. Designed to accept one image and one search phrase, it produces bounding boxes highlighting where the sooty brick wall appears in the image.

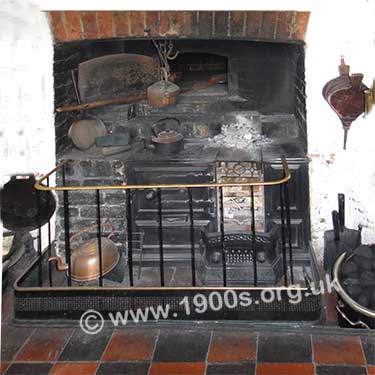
[292,45,307,152]
[55,159,127,255]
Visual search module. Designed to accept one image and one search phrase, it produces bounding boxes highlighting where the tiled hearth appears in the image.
[2,267,375,375]
[1,324,375,374]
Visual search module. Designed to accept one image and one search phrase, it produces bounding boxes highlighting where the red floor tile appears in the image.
[312,335,365,366]
[368,366,375,375]
[1,290,13,322]
[0,363,10,374]
[322,293,337,323]
[50,362,99,375]
[15,328,72,362]
[257,363,314,375]
[150,362,205,375]
[208,331,257,362]
[102,329,157,361]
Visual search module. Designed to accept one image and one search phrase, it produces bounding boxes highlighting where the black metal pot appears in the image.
[151,130,184,155]
[148,117,184,155]
[0,175,56,231]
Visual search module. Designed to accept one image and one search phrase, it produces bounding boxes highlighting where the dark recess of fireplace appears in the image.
[52,36,309,272]
[54,39,306,154]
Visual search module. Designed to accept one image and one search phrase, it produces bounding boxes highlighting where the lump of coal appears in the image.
[353,255,373,271]
[340,244,375,309]
[357,292,371,307]
[345,284,362,298]
[353,245,374,259]
[342,277,360,287]
[341,260,358,276]
[359,271,375,287]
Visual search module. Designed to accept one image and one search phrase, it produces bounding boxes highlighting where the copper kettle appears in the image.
[49,224,120,282]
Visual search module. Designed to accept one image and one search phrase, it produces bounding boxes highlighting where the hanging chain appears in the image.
[151,39,179,81]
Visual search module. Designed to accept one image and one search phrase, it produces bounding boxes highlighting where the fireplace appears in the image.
[52,35,309,266]
[11,10,323,321]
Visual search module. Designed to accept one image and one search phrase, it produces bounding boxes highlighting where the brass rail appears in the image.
[34,157,291,191]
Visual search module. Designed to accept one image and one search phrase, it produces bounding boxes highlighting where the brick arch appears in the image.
[48,11,310,43]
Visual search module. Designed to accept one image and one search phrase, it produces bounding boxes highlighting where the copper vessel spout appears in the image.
[48,224,120,282]
[49,256,69,272]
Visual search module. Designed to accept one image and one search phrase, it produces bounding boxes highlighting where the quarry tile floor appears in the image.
[2,281,375,375]
[2,261,375,375]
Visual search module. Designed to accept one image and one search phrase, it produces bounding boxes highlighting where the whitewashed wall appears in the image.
[0,0,55,177]
[0,0,55,248]
[305,0,375,259]
[1,0,375,262]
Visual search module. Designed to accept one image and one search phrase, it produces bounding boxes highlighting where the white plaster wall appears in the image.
[305,0,375,259]
[2,0,375,262]
[0,0,55,249]
[0,0,55,178]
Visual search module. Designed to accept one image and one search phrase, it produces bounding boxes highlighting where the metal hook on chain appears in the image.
[166,41,179,60]
[151,39,179,81]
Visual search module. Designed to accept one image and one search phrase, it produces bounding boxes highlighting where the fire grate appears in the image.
[200,230,279,264]
[199,227,283,286]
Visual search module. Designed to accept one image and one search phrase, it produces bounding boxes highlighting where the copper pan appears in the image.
[49,223,120,282]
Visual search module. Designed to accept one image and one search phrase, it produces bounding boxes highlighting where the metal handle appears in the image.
[152,117,181,136]
[335,304,370,330]
[145,189,157,201]
[338,193,345,231]
[164,215,188,223]
[332,210,340,241]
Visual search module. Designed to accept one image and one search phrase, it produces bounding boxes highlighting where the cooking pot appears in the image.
[147,80,180,108]
[148,117,184,155]
[0,175,56,231]
[49,224,120,282]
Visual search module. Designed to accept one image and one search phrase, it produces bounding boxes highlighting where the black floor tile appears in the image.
[257,332,312,363]
[361,336,375,365]
[316,365,367,375]
[206,362,256,375]
[4,362,53,375]
[96,362,150,375]
[1,325,35,362]
[153,330,211,362]
[58,328,112,361]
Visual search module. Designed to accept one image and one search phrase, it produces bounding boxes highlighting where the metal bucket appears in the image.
[333,252,375,329]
